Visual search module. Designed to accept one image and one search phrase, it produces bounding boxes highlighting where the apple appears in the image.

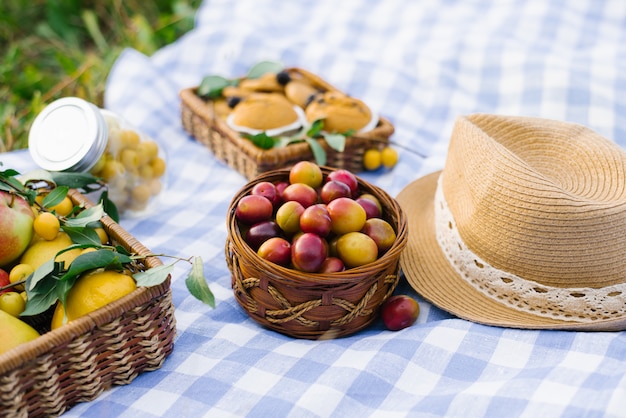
[0,191,35,268]
[0,269,10,295]
[380,295,420,331]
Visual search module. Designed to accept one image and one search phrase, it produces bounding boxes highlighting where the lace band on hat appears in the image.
[434,174,626,323]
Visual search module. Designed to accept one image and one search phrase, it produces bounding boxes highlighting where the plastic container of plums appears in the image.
[28,97,166,217]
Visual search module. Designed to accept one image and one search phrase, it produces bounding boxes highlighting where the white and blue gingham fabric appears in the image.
[3,1,626,416]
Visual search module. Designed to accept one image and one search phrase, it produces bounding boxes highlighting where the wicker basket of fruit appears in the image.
[0,183,176,417]
[225,162,408,339]
[180,62,395,180]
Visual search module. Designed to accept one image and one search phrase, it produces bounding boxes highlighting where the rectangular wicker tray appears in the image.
[0,190,176,417]
[180,67,395,179]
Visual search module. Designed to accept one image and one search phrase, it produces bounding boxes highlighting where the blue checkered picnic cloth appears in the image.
[3,0,626,416]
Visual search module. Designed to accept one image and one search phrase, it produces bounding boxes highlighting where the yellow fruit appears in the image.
[0,310,39,354]
[137,140,159,161]
[33,211,60,240]
[120,129,141,149]
[20,232,81,270]
[381,147,399,168]
[94,228,109,245]
[0,291,26,317]
[9,263,33,291]
[51,269,137,330]
[363,149,382,171]
[150,157,166,178]
[49,196,74,217]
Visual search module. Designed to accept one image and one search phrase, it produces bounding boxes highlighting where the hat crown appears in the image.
[442,114,626,288]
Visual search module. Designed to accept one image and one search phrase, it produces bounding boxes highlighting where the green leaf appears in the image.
[63,204,105,227]
[49,171,103,190]
[185,256,215,308]
[42,185,69,209]
[245,132,277,150]
[323,133,346,152]
[62,225,102,246]
[246,61,284,79]
[27,258,56,292]
[305,138,327,166]
[134,264,174,287]
[197,75,237,99]
[306,119,325,137]
[60,249,132,281]
[99,190,119,222]
[18,169,55,188]
[22,276,60,316]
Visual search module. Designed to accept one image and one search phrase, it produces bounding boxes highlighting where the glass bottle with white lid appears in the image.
[28,97,166,217]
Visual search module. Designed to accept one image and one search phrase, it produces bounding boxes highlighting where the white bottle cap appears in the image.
[28,97,108,172]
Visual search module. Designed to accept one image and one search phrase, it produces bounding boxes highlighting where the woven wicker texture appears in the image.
[180,67,395,179]
[226,167,408,339]
[0,190,176,417]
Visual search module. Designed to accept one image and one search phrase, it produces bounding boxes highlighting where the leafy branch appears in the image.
[245,119,354,166]
[0,164,215,319]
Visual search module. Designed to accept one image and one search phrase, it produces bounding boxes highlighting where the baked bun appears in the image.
[305,92,374,133]
[227,93,305,136]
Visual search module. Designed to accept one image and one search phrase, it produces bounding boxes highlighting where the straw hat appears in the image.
[397,114,626,331]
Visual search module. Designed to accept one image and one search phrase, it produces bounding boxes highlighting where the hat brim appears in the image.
[397,171,626,331]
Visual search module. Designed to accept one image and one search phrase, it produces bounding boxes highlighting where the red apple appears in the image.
[0,269,10,295]
[381,295,420,331]
[0,191,35,268]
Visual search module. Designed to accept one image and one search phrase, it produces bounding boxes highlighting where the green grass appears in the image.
[0,0,201,152]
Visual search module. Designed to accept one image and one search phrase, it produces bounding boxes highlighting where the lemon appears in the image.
[33,212,60,240]
[20,232,81,270]
[0,309,39,354]
[381,147,399,168]
[51,269,137,330]
[363,149,382,171]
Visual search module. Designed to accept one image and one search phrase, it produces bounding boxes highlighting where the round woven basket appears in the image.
[225,166,408,339]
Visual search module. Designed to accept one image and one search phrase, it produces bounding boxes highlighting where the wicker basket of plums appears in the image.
[225,162,408,339]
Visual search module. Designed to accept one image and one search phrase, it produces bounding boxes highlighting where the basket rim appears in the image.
[226,166,408,287]
[0,189,171,375]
